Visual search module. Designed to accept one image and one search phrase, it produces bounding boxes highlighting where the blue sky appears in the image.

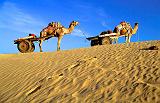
[0,0,160,53]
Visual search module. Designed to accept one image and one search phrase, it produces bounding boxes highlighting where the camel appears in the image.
[39,21,79,52]
[125,23,138,43]
[113,22,139,43]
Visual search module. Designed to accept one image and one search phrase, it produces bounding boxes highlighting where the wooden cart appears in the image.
[86,31,123,46]
[14,35,53,53]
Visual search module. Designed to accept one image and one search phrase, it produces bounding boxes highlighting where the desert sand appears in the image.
[0,40,160,103]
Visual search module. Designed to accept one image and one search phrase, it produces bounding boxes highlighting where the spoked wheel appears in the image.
[17,40,32,53]
[100,37,112,45]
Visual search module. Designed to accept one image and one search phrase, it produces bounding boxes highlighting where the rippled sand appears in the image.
[0,41,160,103]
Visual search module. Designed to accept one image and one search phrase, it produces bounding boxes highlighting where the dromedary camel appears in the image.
[113,22,139,43]
[125,23,139,43]
[39,21,79,52]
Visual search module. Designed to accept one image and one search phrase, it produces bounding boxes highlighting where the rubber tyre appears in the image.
[17,40,32,53]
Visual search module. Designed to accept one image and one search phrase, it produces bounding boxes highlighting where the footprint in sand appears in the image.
[61,56,98,77]
[25,75,55,96]
[26,85,42,96]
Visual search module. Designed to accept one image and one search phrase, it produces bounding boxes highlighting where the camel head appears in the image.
[135,23,138,26]
[70,21,79,27]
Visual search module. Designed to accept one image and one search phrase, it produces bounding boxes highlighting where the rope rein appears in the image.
[76,26,89,43]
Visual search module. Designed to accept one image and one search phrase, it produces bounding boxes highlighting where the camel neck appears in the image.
[132,24,138,34]
[68,24,75,33]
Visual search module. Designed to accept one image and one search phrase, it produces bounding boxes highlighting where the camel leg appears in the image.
[39,31,47,52]
[39,39,43,52]
[114,38,117,44]
[57,36,63,51]
[126,34,131,43]
[115,37,118,44]
[125,36,129,46]
[111,38,117,44]
[125,36,128,43]
[113,38,116,44]
[111,38,114,44]
[128,36,131,43]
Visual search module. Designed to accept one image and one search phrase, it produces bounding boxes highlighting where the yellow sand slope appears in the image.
[0,41,160,103]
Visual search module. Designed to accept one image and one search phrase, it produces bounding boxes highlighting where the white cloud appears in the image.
[96,8,113,29]
[101,21,108,27]
[0,2,45,35]
[101,21,112,29]
[0,2,89,38]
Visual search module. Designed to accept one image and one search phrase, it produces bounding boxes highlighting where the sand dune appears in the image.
[0,41,160,103]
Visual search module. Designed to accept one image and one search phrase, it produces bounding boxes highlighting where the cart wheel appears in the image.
[17,40,32,53]
[100,37,112,45]
[30,43,35,52]
[91,40,99,46]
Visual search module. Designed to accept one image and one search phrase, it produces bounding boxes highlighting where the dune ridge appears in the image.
[0,40,160,103]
